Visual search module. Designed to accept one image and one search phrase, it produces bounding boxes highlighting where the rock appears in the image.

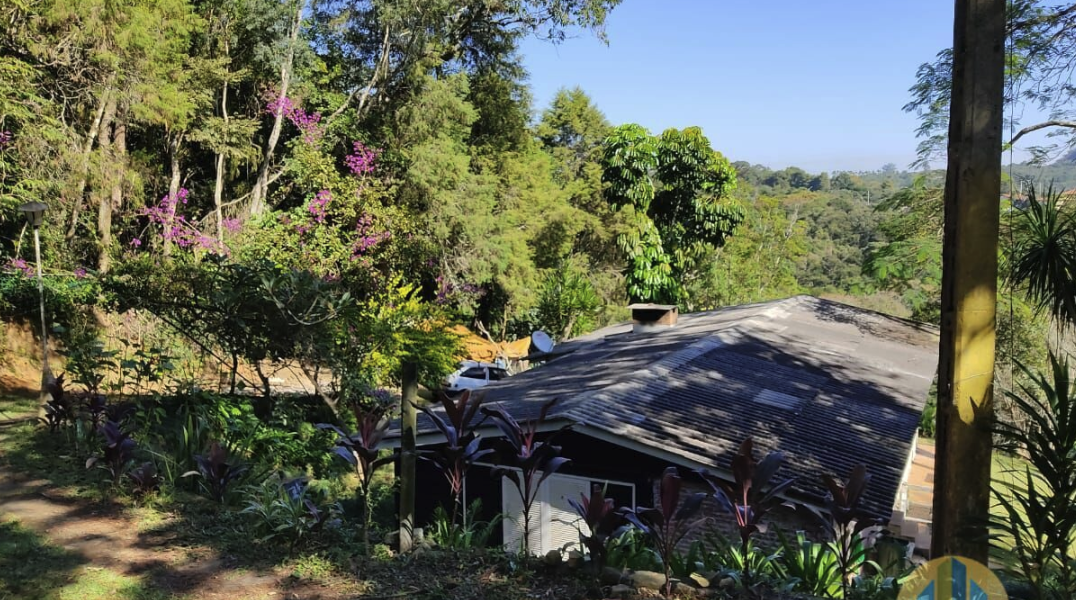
[601,566,627,585]
[689,572,710,588]
[566,550,584,568]
[609,584,634,599]
[718,577,735,589]
[629,570,667,591]
[384,530,399,547]
[544,549,563,565]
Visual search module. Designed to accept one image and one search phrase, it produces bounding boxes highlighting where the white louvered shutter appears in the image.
[502,477,542,554]
[546,475,591,555]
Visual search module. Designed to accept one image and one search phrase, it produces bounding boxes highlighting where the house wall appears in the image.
[411,430,830,552]
[670,480,826,552]
[412,431,671,538]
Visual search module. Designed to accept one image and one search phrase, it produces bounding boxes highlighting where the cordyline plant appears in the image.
[127,461,161,496]
[567,483,619,574]
[86,420,136,484]
[621,467,708,597]
[183,441,248,504]
[482,399,570,556]
[699,438,796,586]
[40,374,76,432]
[418,390,492,528]
[318,404,395,555]
[816,464,882,597]
[81,393,109,431]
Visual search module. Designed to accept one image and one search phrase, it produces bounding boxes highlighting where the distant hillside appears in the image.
[1010,159,1076,191]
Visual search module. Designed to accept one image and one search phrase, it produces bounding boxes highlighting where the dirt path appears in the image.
[0,417,344,600]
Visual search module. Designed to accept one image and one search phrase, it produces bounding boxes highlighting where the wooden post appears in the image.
[931,0,1005,562]
[399,361,418,553]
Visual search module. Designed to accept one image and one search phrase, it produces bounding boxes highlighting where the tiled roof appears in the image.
[411,295,938,518]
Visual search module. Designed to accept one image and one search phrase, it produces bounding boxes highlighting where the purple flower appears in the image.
[5,258,34,278]
[222,217,242,233]
[130,238,142,247]
[0,131,12,148]
[73,267,87,279]
[266,95,323,145]
[344,141,380,176]
[307,190,332,223]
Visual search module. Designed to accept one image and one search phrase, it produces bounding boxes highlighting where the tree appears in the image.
[601,124,744,304]
[907,1,1076,164]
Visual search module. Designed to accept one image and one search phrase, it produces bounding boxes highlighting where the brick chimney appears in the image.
[628,303,678,333]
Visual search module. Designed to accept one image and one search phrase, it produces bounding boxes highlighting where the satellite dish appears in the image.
[531,330,555,354]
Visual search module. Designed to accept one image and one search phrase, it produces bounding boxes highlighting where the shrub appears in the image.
[566,484,619,572]
[991,353,1076,600]
[620,467,707,596]
[702,531,785,585]
[816,464,883,597]
[418,389,492,528]
[605,526,662,572]
[184,441,248,504]
[242,476,341,552]
[319,403,394,555]
[776,529,841,597]
[86,420,136,484]
[482,399,570,556]
[126,461,161,495]
[699,438,796,586]
[427,499,501,550]
[39,374,75,432]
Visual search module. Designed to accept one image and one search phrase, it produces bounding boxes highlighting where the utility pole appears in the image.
[931,0,1005,562]
[398,361,418,553]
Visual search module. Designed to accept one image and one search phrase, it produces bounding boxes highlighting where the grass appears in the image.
[0,519,175,600]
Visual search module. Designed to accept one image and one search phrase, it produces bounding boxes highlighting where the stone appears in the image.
[544,549,562,565]
[566,550,584,568]
[689,572,710,588]
[609,584,634,599]
[718,577,735,588]
[384,530,399,547]
[601,566,627,585]
[629,570,667,591]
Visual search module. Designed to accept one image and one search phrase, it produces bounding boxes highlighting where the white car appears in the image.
[443,361,510,392]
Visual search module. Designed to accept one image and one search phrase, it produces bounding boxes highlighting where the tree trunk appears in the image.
[214,40,230,240]
[250,0,303,216]
[399,361,418,553]
[165,133,182,257]
[67,91,109,240]
[931,0,1005,563]
[95,97,118,273]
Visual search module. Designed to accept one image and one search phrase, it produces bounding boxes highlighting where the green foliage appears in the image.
[1008,185,1076,327]
[242,476,342,551]
[184,441,249,504]
[702,532,785,584]
[427,499,502,550]
[604,526,662,572]
[688,195,807,310]
[601,124,744,303]
[535,258,601,340]
[776,530,842,598]
[990,353,1076,599]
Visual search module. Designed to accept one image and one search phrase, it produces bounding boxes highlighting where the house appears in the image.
[398,296,938,555]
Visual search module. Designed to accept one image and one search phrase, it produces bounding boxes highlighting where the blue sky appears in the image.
[520,1,960,172]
